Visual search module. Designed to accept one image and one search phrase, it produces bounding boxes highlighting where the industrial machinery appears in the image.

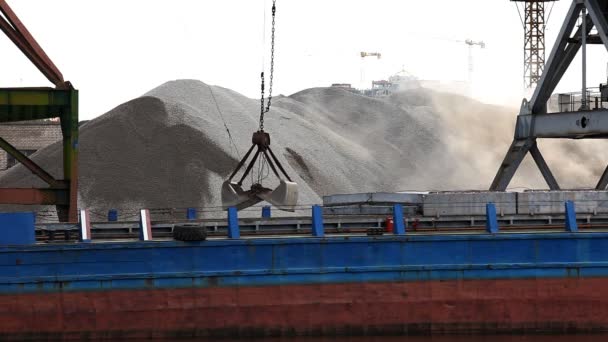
[359,51,382,86]
[512,0,558,89]
[0,1,78,222]
[360,51,382,59]
[420,37,485,89]
[491,0,608,191]
[222,0,298,211]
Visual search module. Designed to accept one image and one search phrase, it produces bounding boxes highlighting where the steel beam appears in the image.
[0,17,62,87]
[529,143,560,190]
[492,0,608,191]
[516,109,608,138]
[535,4,602,112]
[0,188,68,205]
[0,88,71,122]
[0,87,78,221]
[585,0,608,50]
[539,23,590,113]
[596,165,608,190]
[61,88,79,223]
[0,88,71,106]
[567,35,605,44]
[0,105,65,122]
[0,2,78,222]
[0,137,64,188]
[0,0,64,87]
[490,139,536,191]
[529,1,583,113]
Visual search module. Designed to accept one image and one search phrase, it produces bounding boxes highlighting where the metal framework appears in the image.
[0,1,78,222]
[491,0,608,191]
[513,0,557,88]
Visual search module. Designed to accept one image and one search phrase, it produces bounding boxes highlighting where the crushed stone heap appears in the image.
[0,80,605,216]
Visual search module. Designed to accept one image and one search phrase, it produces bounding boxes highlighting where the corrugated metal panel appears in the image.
[423,191,517,217]
[322,192,426,206]
[518,190,608,214]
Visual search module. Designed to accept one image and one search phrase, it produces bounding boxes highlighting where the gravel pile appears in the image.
[0,79,605,217]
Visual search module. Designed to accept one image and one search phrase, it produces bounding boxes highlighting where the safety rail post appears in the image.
[227,207,240,239]
[393,204,406,235]
[486,202,499,233]
[565,200,578,232]
[262,205,271,218]
[139,209,153,241]
[312,205,324,237]
[107,209,118,222]
[79,209,91,242]
[187,208,197,220]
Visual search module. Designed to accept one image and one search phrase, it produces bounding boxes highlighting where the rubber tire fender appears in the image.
[173,225,207,241]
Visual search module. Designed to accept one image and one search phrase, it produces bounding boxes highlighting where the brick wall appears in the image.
[0,121,62,170]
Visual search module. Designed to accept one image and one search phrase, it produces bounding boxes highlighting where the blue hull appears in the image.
[2,232,608,293]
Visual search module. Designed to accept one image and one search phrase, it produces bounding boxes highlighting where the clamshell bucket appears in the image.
[221,131,299,211]
[257,180,298,212]
[221,181,264,210]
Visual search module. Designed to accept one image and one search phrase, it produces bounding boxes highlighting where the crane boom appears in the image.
[0,0,66,88]
[0,0,78,222]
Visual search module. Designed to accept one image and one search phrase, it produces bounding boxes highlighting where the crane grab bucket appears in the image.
[221,181,264,210]
[258,180,298,211]
[221,131,298,212]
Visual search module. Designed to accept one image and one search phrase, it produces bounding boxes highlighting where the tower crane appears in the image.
[464,39,486,85]
[360,52,382,59]
[438,38,485,90]
[423,37,486,90]
[360,51,382,86]
[511,0,558,89]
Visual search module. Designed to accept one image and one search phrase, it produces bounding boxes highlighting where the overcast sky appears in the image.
[1,0,607,120]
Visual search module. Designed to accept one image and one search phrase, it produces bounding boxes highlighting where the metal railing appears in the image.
[550,87,608,112]
[32,201,608,243]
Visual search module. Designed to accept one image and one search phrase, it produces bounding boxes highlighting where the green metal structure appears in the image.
[0,1,78,222]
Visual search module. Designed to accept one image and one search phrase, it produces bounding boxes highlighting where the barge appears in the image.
[2,191,608,339]
[3,0,608,339]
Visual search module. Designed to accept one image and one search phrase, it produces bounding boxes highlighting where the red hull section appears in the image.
[2,278,608,339]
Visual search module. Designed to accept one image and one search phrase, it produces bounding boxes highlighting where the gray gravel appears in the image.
[0,79,605,218]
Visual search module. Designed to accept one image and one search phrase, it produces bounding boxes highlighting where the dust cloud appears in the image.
[0,80,605,217]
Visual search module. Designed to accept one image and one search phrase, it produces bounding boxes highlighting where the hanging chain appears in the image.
[265,0,276,113]
[258,0,277,131]
[259,72,265,130]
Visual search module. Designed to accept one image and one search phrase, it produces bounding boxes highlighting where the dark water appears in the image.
[125,335,608,342]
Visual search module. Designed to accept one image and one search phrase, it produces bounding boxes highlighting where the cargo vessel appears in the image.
[2,190,608,339]
[4,0,608,339]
